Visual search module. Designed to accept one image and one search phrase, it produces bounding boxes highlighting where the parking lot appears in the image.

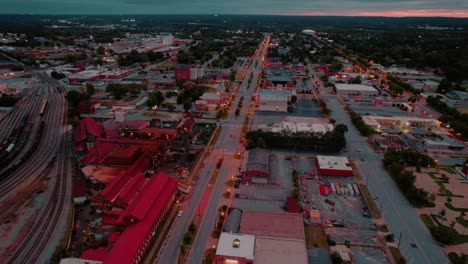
[352,246,391,264]
[234,151,313,213]
[327,228,379,246]
[252,98,324,127]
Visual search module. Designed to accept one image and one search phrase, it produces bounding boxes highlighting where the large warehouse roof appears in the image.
[240,211,305,240]
[335,84,378,92]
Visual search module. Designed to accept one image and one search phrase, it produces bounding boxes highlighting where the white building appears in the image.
[362,116,441,130]
[255,89,291,112]
[257,121,334,134]
[335,84,378,96]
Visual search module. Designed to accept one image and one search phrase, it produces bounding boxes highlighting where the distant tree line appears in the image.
[117,50,166,66]
[245,124,348,153]
[106,83,147,100]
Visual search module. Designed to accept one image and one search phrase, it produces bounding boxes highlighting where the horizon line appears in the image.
[0,12,466,19]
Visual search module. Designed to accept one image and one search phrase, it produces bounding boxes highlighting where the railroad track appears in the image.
[0,87,63,196]
[6,137,70,263]
[0,87,41,141]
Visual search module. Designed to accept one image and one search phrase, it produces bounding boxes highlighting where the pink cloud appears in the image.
[287,9,468,18]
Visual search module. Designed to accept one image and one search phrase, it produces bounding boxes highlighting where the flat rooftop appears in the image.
[240,211,305,240]
[316,155,352,171]
[254,236,308,264]
[216,232,255,260]
[336,83,377,92]
[257,89,291,98]
[68,70,102,79]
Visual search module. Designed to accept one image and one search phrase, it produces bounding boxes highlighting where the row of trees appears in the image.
[427,96,468,138]
[349,111,375,136]
[383,151,435,207]
[106,83,147,100]
[245,124,348,153]
[0,94,20,107]
[117,50,166,66]
[387,75,422,96]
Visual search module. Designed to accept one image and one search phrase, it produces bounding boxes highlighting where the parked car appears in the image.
[325,199,335,206]
[177,210,183,217]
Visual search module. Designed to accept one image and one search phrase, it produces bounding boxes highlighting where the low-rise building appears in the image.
[255,89,291,112]
[68,70,103,83]
[423,136,465,152]
[265,70,295,89]
[214,233,256,264]
[335,84,378,96]
[315,155,353,176]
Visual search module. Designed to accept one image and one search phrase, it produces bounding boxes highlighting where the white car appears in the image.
[177,210,183,217]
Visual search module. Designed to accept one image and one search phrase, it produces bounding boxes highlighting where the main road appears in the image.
[156,36,269,264]
[321,90,449,263]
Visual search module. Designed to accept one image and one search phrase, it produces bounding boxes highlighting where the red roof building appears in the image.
[315,155,353,177]
[93,155,151,210]
[102,172,177,264]
[176,118,195,133]
[74,117,105,145]
[81,247,107,262]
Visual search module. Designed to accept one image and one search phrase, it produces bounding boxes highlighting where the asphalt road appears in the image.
[157,36,270,264]
[187,36,269,264]
[325,95,449,264]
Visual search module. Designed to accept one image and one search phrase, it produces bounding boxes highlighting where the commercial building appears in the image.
[215,210,308,264]
[265,71,295,89]
[102,173,177,264]
[175,65,204,80]
[315,155,353,176]
[256,121,334,134]
[362,116,441,130]
[240,211,305,240]
[255,89,291,112]
[242,148,270,184]
[101,69,133,80]
[423,136,465,152]
[335,84,378,96]
[68,70,103,83]
[372,135,411,152]
[214,233,256,264]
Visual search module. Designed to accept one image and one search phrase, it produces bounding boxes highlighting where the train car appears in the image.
[352,184,360,196]
[330,182,336,195]
[6,143,15,152]
[335,183,341,195]
[347,184,355,196]
[39,100,47,116]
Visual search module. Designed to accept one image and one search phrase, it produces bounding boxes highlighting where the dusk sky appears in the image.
[2,0,468,17]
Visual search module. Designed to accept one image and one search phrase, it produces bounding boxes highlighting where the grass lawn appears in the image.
[389,246,407,264]
[420,214,435,229]
[439,166,456,174]
[304,225,328,248]
[456,217,468,228]
[358,184,382,219]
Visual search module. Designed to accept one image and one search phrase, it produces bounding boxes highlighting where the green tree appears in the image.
[330,251,343,264]
[86,83,95,96]
[96,46,105,56]
[65,90,86,108]
[290,95,298,104]
[147,91,165,108]
[334,124,349,134]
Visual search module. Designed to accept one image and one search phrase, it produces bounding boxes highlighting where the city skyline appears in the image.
[2,0,468,17]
